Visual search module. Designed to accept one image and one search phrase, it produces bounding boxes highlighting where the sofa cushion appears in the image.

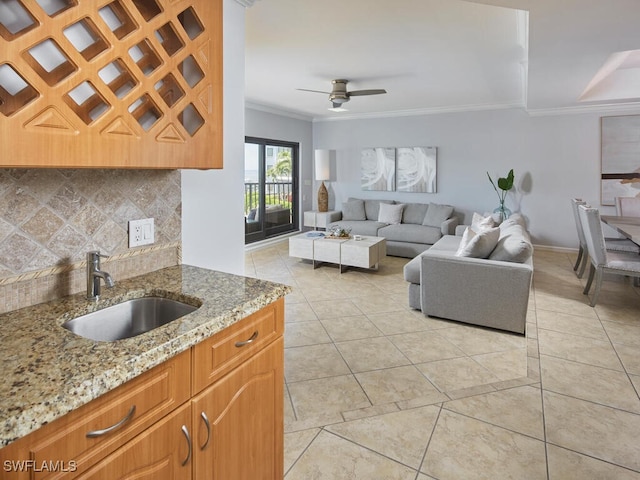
[500,213,526,231]
[423,203,454,227]
[342,199,366,221]
[378,203,405,224]
[379,224,442,245]
[455,226,500,258]
[402,203,430,225]
[328,220,385,237]
[489,224,533,263]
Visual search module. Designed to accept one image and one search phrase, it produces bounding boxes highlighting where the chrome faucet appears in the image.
[87,251,115,301]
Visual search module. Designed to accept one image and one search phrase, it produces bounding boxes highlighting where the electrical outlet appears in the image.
[129,218,154,247]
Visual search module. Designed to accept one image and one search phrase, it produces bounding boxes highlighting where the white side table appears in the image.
[303,210,341,230]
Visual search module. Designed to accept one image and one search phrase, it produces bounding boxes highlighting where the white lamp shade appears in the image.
[314,149,331,181]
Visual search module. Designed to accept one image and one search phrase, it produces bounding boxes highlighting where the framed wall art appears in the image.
[601,115,640,205]
[361,146,437,192]
[396,146,437,193]
[361,147,396,191]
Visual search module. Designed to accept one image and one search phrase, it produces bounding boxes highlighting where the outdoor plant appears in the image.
[487,169,515,220]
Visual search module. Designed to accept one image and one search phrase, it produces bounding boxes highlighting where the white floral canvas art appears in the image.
[361,147,396,191]
[396,147,437,193]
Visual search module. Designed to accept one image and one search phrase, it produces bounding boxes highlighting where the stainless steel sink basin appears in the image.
[62,297,199,341]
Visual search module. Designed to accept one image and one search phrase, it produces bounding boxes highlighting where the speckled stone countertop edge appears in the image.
[0,265,291,447]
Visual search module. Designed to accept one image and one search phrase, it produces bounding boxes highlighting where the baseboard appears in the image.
[533,244,578,254]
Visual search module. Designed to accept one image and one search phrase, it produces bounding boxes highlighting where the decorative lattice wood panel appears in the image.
[0,0,222,168]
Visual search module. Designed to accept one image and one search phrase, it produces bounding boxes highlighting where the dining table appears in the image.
[601,215,640,245]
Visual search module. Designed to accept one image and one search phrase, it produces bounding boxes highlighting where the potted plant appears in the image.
[487,169,514,221]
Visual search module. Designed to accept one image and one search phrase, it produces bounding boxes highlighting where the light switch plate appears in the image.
[129,218,154,247]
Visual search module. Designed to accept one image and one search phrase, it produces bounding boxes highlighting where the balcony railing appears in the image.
[244,181,293,214]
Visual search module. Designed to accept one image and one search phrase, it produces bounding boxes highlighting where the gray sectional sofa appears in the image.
[328,198,459,258]
[403,213,534,334]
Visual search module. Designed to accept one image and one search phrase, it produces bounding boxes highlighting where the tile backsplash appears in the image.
[0,169,182,313]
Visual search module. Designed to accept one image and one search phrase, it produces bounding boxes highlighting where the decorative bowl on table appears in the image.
[326,226,352,239]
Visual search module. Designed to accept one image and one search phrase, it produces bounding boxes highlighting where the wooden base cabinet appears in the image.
[77,403,192,480]
[192,337,284,480]
[0,299,284,480]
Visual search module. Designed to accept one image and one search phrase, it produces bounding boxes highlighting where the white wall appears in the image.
[313,107,640,249]
[182,0,246,274]
[245,108,314,223]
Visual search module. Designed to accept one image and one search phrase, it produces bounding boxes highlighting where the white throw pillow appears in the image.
[471,212,496,231]
[455,226,500,258]
[378,203,405,224]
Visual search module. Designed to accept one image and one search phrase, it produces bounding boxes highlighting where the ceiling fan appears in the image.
[297,79,387,110]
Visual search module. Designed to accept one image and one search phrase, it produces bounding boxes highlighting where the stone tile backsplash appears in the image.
[0,169,182,313]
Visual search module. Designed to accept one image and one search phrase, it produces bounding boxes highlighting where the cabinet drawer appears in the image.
[1,349,191,480]
[76,403,192,480]
[192,299,284,394]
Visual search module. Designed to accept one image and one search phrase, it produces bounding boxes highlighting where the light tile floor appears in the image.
[245,242,640,480]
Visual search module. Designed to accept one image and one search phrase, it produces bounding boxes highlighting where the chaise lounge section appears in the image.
[403,213,534,334]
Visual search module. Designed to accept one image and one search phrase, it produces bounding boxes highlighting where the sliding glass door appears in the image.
[244,137,298,243]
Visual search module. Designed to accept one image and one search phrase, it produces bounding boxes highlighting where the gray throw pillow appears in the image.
[423,203,454,227]
[402,203,429,224]
[342,199,366,221]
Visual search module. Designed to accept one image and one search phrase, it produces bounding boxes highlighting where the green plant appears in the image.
[266,151,292,182]
[487,169,515,218]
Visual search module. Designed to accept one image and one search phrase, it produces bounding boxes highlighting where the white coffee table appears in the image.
[289,233,386,273]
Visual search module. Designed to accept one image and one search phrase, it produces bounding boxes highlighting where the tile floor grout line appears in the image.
[283,427,323,478]
[319,428,422,475]
[255,244,640,477]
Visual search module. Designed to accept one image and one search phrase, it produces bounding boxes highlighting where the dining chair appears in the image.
[615,196,640,217]
[578,205,640,306]
[570,198,639,278]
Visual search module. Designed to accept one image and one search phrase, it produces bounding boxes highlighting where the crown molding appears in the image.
[526,101,640,117]
[313,102,526,122]
[247,99,640,122]
[233,0,260,7]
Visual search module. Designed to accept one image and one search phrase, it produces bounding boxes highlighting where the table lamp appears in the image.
[315,149,331,212]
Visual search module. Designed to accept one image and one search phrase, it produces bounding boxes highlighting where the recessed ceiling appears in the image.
[245,0,640,120]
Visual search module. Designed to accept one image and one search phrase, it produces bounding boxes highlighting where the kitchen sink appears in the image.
[62,296,199,342]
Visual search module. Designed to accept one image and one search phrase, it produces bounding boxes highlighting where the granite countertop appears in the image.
[0,265,291,447]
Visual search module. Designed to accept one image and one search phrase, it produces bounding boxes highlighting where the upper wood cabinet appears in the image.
[0,0,222,169]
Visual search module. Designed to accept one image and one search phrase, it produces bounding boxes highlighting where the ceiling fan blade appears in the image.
[348,89,387,96]
[296,88,330,94]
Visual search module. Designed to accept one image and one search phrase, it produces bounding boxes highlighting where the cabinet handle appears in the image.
[86,405,136,438]
[200,411,211,450]
[181,425,192,466]
[235,330,259,347]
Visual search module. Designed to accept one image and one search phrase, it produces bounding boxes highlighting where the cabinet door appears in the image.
[192,337,284,480]
[77,403,192,480]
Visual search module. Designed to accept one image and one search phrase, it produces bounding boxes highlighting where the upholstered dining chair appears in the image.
[578,204,640,306]
[570,198,639,278]
[615,196,640,217]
